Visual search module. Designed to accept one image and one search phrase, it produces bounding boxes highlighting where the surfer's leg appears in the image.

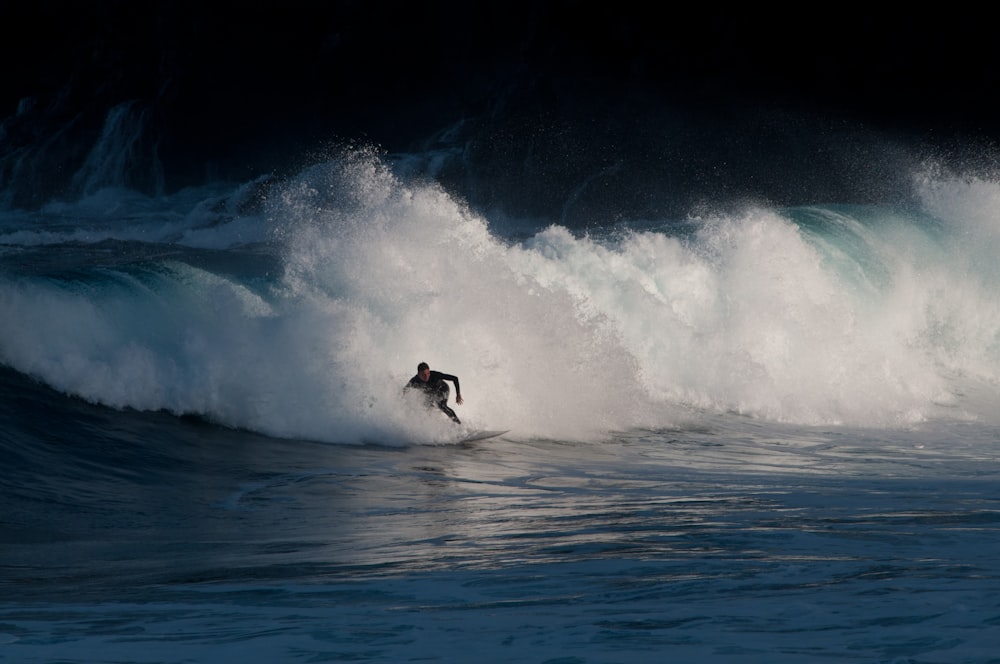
[438,400,461,424]
[431,383,459,423]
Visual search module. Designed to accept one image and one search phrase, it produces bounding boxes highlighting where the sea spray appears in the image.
[3,151,1000,442]
[273,153,651,441]
[517,208,950,426]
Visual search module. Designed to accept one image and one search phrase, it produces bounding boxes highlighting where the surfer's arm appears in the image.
[440,372,463,404]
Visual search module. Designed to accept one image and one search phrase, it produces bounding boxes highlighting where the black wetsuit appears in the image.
[406,370,461,423]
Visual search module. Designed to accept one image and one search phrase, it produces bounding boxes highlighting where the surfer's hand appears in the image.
[456,395,464,405]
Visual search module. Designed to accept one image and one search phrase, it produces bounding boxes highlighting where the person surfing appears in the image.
[405,362,464,424]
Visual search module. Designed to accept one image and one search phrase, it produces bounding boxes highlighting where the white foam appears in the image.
[4,153,1000,441]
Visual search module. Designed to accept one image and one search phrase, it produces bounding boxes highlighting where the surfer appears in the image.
[405,362,464,424]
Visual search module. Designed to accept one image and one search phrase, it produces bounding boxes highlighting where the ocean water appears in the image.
[2,143,999,663]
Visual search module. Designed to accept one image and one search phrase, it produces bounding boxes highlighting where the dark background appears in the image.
[3,1,999,219]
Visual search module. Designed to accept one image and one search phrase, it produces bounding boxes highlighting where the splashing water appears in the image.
[3,152,1000,442]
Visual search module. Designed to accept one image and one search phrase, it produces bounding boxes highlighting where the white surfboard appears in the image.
[459,429,509,443]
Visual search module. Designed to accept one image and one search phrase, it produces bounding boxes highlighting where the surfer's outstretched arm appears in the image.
[437,372,463,404]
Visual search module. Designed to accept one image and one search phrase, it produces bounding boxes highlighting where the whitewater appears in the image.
[5,151,1000,439]
[2,142,1000,662]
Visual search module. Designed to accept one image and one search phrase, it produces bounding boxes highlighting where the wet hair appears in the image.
[417,362,429,372]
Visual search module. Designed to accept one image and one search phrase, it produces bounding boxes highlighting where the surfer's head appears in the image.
[417,362,430,381]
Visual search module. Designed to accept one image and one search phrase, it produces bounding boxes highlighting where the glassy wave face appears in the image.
[2,142,1000,444]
